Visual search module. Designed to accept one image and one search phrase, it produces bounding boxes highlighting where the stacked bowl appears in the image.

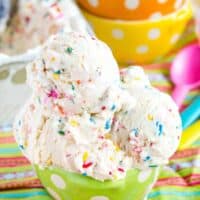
[77,0,192,64]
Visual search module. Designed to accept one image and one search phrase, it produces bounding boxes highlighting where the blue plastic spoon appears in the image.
[181,96,200,130]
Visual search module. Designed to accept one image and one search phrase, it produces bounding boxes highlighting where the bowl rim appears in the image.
[82,2,192,25]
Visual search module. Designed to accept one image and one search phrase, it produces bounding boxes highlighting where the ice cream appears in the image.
[15,96,133,181]
[26,32,122,116]
[14,31,135,181]
[0,0,90,55]
[112,67,182,169]
[14,32,182,181]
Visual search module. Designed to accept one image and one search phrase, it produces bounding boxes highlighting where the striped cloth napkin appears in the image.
[0,21,200,199]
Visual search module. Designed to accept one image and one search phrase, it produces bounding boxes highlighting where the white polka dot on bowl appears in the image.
[157,0,168,4]
[170,34,180,44]
[149,12,162,20]
[136,45,149,54]
[138,169,152,183]
[90,196,110,200]
[51,174,66,189]
[46,187,62,200]
[88,0,99,7]
[124,0,140,10]
[148,28,160,40]
[112,29,124,39]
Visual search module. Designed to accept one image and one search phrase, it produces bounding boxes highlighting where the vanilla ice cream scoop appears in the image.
[14,33,182,181]
[14,96,133,181]
[0,0,90,55]
[27,32,120,116]
[111,67,182,169]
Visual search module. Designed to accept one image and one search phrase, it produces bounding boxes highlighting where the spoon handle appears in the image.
[172,85,189,108]
[181,96,200,130]
[178,120,200,150]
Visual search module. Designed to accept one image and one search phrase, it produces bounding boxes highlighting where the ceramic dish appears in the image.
[35,165,160,200]
[77,0,184,20]
[82,3,192,64]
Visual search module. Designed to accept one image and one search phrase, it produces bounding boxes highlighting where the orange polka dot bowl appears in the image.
[77,0,185,20]
[82,3,192,64]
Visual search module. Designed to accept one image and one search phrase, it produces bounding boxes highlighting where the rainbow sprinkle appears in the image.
[58,130,65,135]
[147,114,154,121]
[131,128,139,137]
[48,89,58,99]
[144,155,151,162]
[155,121,164,136]
[111,104,116,111]
[104,119,111,130]
[82,162,93,169]
[82,152,89,162]
[65,47,73,54]
[69,120,79,127]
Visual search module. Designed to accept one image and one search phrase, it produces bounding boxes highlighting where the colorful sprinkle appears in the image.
[111,104,116,111]
[71,84,75,91]
[149,165,157,168]
[48,89,58,98]
[105,133,111,139]
[130,128,139,137]
[82,162,93,169]
[155,121,164,136]
[98,136,104,139]
[109,157,114,161]
[58,130,65,135]
[89,117,96,124]
[46,158,53,165]
[65,47,73,54]
[52,74,59,80]
[101,106,106,110]
[118,168,125,173]
[104,119,111,130]
[147,114,154,121]
[69,119,79,127]
[19,145,24,150]
[144,156,151,161]
[115,145,121,152]
[54,70,61,75]
[57,105,65,115]
[82,172,87,176]
[76,80,81,84]
[82,152,89,162]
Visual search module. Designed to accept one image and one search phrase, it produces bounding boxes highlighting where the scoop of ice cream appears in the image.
[14,33,182,181]
[27,32,120,116]
[111,67,182,169]
[0,0,90,55]
[14,97,133,181]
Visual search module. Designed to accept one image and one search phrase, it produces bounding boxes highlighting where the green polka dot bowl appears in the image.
[34,165,160,200]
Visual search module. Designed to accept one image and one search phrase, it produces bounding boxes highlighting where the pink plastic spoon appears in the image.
[170,44,200,107]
